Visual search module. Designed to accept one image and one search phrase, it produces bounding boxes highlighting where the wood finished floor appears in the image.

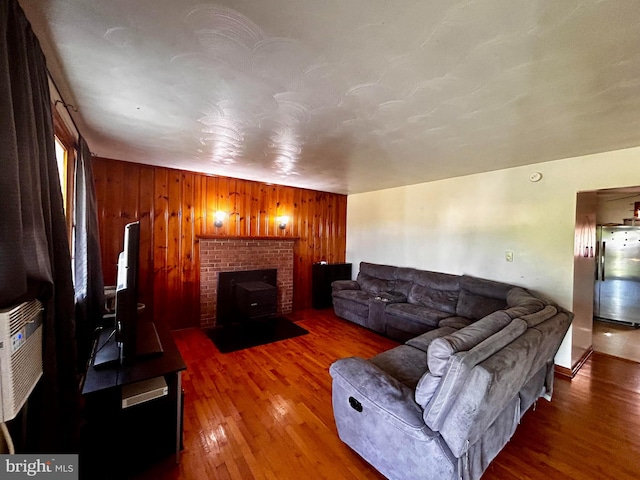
[134,309,640,480]
[593,319,640,363]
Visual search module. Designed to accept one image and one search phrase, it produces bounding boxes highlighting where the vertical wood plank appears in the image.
[166,170,182,329]
[194,175,204,237]
[218,177,231,236]
[205,175,218,234]
[228,179,240,236]
[249,181,260,236]
[138,165,155,318]
[104,160,125,285]
[181,172,197,328]
[153,168,169,327]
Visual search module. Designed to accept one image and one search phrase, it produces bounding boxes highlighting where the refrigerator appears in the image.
[594,225,640,326]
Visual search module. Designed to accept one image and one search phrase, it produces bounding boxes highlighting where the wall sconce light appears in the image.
[277,215,289,230]
[635,202,640,219]
[214,211,226,228]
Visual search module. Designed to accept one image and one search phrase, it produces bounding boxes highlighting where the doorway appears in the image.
[592,186,640,363]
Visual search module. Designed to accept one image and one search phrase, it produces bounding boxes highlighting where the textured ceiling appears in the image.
[19,0,640,194]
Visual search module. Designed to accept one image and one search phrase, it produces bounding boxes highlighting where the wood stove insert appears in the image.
[217,269,277,326]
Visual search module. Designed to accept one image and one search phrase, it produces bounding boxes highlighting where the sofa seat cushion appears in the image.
[385,303,452,330]
[438,316,474,329]
[370,345,429,389]
[405,326,458,352]
[374,291,407,303]
[333,288,375,306]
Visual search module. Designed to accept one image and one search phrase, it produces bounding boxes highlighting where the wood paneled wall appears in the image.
[92,157,347,330]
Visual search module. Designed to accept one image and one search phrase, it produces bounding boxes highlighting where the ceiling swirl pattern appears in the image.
[20,0,640,193]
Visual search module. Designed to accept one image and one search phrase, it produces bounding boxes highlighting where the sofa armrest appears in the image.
[331,279,360,292]
[329,357,426,435]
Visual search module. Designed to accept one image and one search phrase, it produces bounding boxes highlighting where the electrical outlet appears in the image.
[505,250,514,262]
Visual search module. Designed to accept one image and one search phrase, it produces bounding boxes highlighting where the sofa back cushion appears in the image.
[405,270,460,314]
[455,289,505,320]
[422,318,529,431]
[455,275,511,320]
[415,372,441,409]
[393,267,416,297]
[416,311,514,411]
[357,262,397,294]
[438,324,539,456]
[409,327,458,409]
[357,273,394,294]
[359,262,397,280]
[521,304,558,327]
[459,274,513,298]
[408,284,459,314]
[504,287,546,318]
[427,311,512,376]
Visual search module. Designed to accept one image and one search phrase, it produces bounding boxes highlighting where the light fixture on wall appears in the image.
[214,211,226,228]
[277,215,289,230]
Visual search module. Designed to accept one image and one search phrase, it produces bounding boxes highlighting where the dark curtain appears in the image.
[74,136,105,368]
[0,0,80,452]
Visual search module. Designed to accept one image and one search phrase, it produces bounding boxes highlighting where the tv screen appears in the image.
[115,221,141,364]
[92,220,162,369]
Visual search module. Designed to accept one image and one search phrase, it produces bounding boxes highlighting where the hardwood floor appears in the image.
[593,319,640,363]
[134,309,640,480]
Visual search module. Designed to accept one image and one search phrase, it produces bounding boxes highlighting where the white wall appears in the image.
[346,146,640,368]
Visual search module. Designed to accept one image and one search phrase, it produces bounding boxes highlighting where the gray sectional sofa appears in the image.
[329,262,573,480]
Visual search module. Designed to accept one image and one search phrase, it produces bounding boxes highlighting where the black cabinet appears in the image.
[81,321,186,479]
[312,263,352,309]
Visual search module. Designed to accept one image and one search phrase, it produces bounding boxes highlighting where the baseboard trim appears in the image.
[555,347,593,379]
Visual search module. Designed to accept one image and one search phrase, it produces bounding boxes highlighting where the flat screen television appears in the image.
[114,221,141,364]
[93,221,162,369]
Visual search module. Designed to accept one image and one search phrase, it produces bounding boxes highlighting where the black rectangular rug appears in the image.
[207,316,309,353]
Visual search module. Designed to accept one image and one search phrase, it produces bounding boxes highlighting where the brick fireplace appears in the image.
[199,237,296,328]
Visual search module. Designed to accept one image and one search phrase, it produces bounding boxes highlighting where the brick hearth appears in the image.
[199,237,295,328]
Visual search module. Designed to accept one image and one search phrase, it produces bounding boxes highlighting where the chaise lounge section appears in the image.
[329,262,573,480]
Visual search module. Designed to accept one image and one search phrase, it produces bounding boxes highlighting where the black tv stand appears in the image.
[81,320,186,478]
[136,320,164,358]
[92,326,120,369]
[91,320,164,370]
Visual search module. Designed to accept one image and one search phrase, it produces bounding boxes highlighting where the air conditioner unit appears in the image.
[0,300,44,422]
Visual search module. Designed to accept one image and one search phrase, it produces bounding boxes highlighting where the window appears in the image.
[52,104,77,245]
[55,136,67,213]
